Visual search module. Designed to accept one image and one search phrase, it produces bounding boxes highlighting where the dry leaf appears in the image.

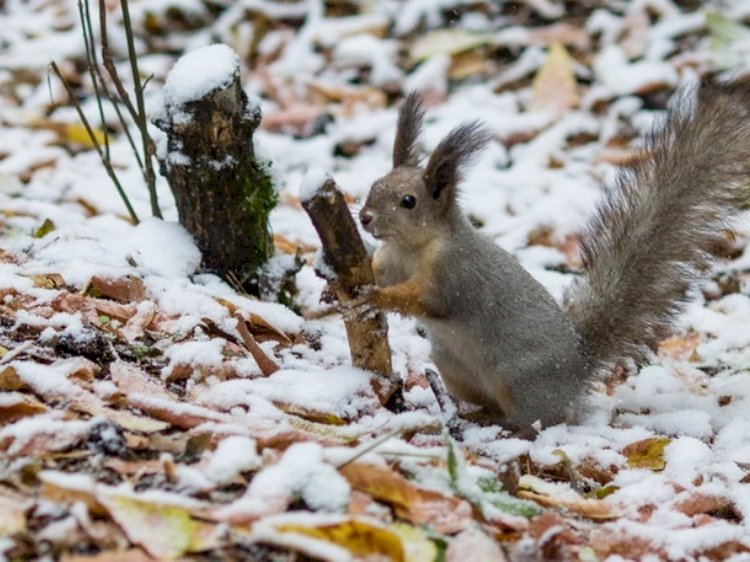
[340,462,472,534]
[530,43,579,115]
[517,475,619,520]
[658,333,701,362]
[0,392,48,424]
[87,275,147,303]
[622,437,671,471]
[99,493,222,559]
[410,29,490,62]
[446,527,507,561]
[275,519,404,562]
[0,488,28,535]
[40,472,107,517]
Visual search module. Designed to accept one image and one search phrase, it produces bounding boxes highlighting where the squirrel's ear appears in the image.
[392,92,426,168]
[423,120,491,202]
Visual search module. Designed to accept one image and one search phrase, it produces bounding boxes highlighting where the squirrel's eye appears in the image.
[400,194,417,209]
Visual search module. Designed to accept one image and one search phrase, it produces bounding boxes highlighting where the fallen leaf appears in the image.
[622,437,670,471]
[275,519,405,562]
[410,29,491,62]
[27,273,65,289]
[389,522,439,562]
[40,471,107,517]
[99,493,222,559]
[446,527,507,562]
[0,365,26,391]
[658,332,700,362]
[674,492,730,517]
[33,218,56,238]
[86,275,147,303]
[530,43,578,115]
[63,123,107,148]
[340,462,472,534]
[0,392,48,424]
[0,488,28,535]
[517,475,619,520]
[528,512,581,560]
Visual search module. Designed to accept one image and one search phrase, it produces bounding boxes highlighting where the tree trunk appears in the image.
[154,47,275,290]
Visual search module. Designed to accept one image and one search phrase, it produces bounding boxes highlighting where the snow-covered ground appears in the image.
[2,0,750,560]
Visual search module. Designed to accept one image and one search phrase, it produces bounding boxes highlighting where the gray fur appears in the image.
[361,81,750,429]
[565,79,750,374]
[392,92,426,168]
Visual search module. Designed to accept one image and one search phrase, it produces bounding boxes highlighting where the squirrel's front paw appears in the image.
[340,285,380,320]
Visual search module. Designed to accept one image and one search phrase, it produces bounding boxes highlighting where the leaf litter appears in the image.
[1,0,750,560]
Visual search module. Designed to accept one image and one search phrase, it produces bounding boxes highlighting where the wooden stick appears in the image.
[234,313,280,376]
[301,177,397,402]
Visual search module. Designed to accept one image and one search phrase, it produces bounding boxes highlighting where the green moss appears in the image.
[235,156,278,289]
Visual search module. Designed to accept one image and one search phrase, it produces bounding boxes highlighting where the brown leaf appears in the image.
[109,361,174,401]
[674,493,730,517]
[0,487,28,535]
[528,512,581,560]
[0,365,26,391]
[0,392,48,424]
[658,332,701,362]
[530,43,579,115]
[517,475,619,520]
[87,275,147,303]
[446,527,508,562]
[340,463,472,534]
[93,299,138,323]
[40,472,107,517]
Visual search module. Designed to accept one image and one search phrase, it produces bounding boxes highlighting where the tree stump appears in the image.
[154,44,276,290]
[300,171,398,402]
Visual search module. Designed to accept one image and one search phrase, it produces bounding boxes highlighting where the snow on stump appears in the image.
[155,44,276,290]
[300,170,397,403]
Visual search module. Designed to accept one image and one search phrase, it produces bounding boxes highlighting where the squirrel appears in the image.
[357,79,750,430]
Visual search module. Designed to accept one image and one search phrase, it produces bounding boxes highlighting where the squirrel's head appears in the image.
[360,92,491,246]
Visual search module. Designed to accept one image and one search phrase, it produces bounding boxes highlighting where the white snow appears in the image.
[163,43,239,108]
[299,167,332,203]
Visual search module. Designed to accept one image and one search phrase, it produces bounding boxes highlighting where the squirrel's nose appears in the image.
[360,208,374,227]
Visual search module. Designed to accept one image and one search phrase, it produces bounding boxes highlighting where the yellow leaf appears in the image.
[410,29,491,62]
[99,494,221,559]
[276,519,405,562]
[64,123,107,149]
[26,273,65,289]
[33,218,56,238]
[623,437,671,471]
[389,522,438,562]
[530,42,579,115]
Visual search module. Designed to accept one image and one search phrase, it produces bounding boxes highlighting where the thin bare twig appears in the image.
[50,61,139,224]
[98,0,161,218]
[85,0,146,173]
[119,0,161,219]
[78,0,110,160]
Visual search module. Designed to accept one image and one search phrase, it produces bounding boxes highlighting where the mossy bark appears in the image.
[154,71,276,291]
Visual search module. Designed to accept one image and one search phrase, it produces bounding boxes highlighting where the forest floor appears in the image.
[1,0,750,560]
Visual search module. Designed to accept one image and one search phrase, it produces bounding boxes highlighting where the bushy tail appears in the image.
[565,78,750,372]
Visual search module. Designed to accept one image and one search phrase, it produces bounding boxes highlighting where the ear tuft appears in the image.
[423,120,492,201]
[392,92,426,168]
